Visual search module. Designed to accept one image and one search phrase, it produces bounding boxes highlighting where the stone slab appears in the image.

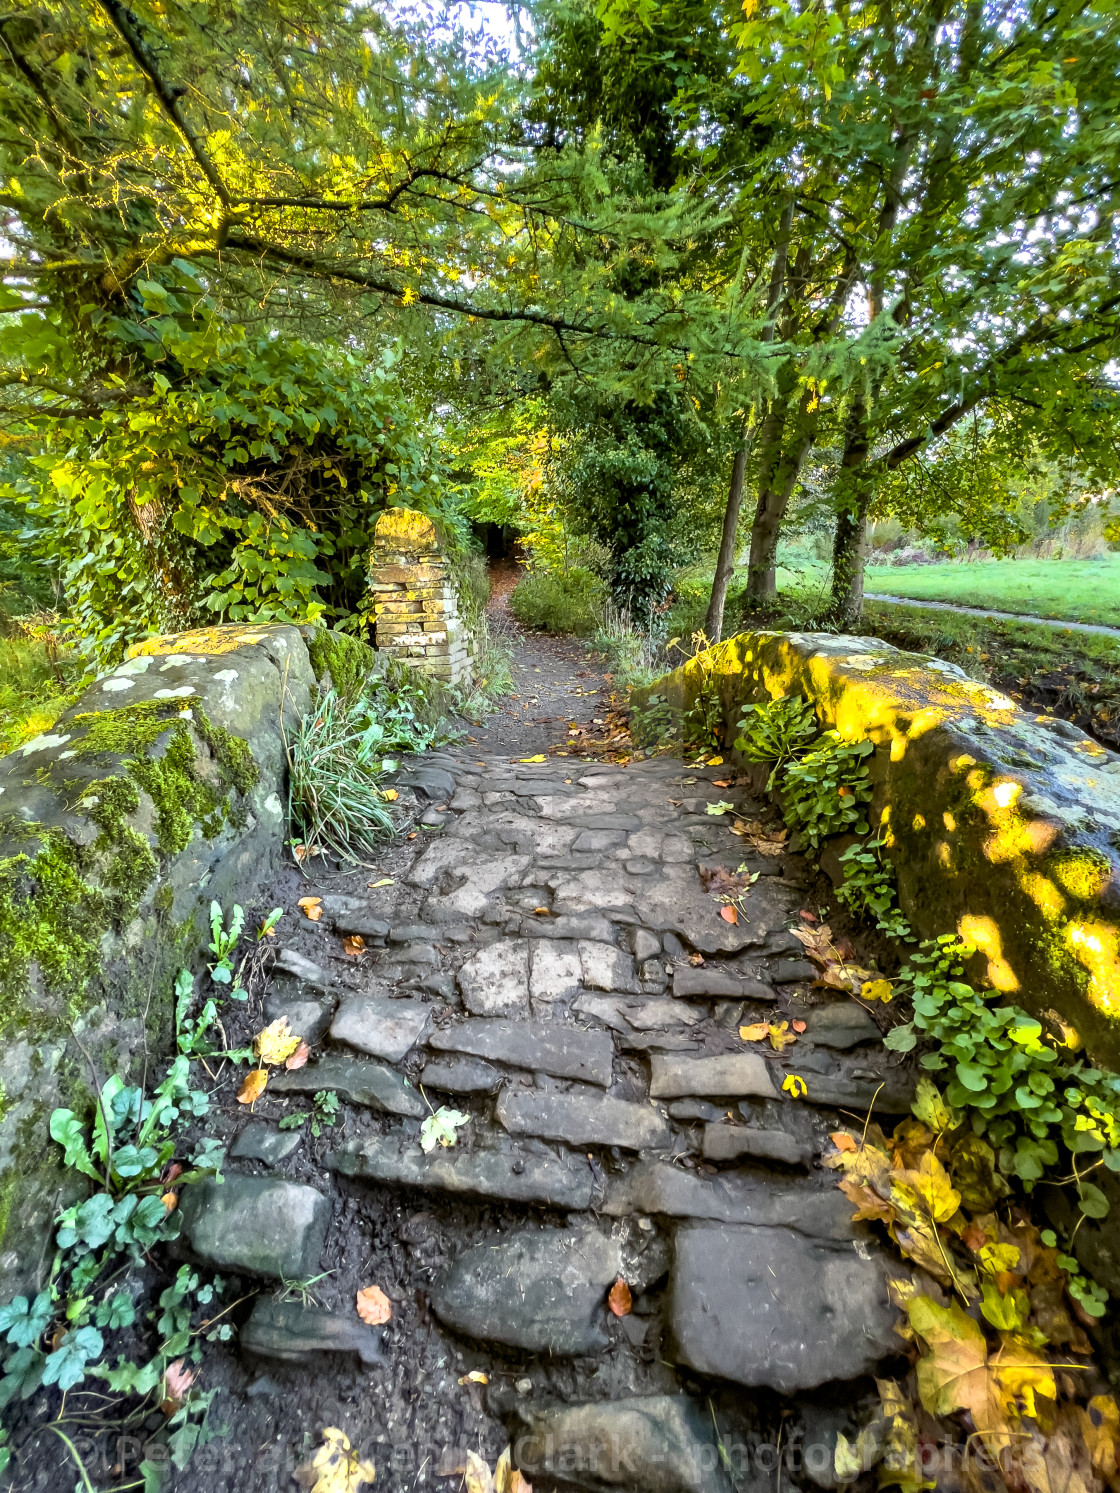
[329,1133,594,1210]
[241,1298,384,1366]
[529,941,582,1002]
[428,1019,613,1086]
[672,966,775,1001]
[579,940,640,994]
[700,1123,810,1168]
[496,1087,671,1151]
[430,1226,622,1354]
[271,1053,424,1117]
[329,996,431,1061]
[179,1176,329,1280]
[668,1222,901,1393]
[517,1397,733,1493]
[807,1001,882,1049]
[603,1163,856,1239]
[573,993,704,1031]
[420,1054,503,1093]
[649,1053,778,1100]
[457,938,530,1016]
[230,1122,302,1165]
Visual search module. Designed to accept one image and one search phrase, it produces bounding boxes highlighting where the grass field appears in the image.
[863,556,1120,628]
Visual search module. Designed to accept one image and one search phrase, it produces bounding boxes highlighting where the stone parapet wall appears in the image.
[369,508,470,687]
[633,629,1120,1065]
[0,624,313,1297]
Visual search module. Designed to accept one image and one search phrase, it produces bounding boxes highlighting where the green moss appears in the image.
[1047,848,1112,903]
[0,699,260,1025]
[306,627,378,701]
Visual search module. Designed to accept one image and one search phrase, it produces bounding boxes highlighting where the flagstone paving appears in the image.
[168,722,918,1492]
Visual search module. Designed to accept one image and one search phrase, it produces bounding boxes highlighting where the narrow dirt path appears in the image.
[23,617,918,1493]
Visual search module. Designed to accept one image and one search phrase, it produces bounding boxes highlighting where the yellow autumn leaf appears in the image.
[458,1369,489,1386]
[381,788,399,801]
[254,1015,302,1065]
[518,754,547,763]
[294,1427,376,1493]
[1079,1393,1120,1477]
[367,877,394,888]
[298,896,323,921]
[782,1074,808,1098]
[861,978,894,1003]
[237,1069,268,1105]
[739,1022,770,1043]
[767,1021,797,1053]
[891,1149,961,1225]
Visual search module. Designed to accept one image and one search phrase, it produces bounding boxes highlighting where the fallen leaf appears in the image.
[519,754,547,763]
[799,909,818,922]
[160,1191,178,1212]
[161,1359,195,1413]
[509,1474,531,1493]
[464,1450,495,1493]
[356,1285,392,1325]
[719,905,738,925]
[298,896,323,921]
[1079,1393,1120,1477]
[367,877,394,888]
[782,1074,808,1098]
[381,788,399,801]
[342,934,365,957]
[237,1069,268,1105]
[532,906,551,916]
[688,952,705,966]
[607,1278,632,1316]
[707,756,723,766]
[294,1427,376,1493]
[830,1132,858,1152]
[961,1222,989,1252]
[740,1022,770,1043]
[254,1015,302,1065]
[458,1370,489,1385]
[792,1019,806,1033]
[767,1021,797,1052]
[861,978,894,1003]
[286,1040,310,1071]
[712,779,732,788]
[420,1106,470,1153]
[891,1149,961,1225]
[730,818,788,855]
[705,800,735,816]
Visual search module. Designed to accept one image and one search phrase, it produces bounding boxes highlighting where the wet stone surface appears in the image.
[124,630,917,1493]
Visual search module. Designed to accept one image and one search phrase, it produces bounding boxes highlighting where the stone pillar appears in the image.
[368,508,470,687]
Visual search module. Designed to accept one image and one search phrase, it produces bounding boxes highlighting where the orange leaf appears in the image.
[712,779,732,788]
[237,1069,268,1105]
[792,1019,807,1033]
[607,1278,632,1317]
[719,905,738,925]
[961,1222,989,1252]
[510,1473,532,1493]
[161,1191,178,1213]
[342,934,366,957]
[286,1040,310,1071]
[356,1284,392,1325]
[739,1022,770,1042]
[162,1359,195,1413]
[297,896,323,921]
[800,909,818,922]
[830,1131,858,1152]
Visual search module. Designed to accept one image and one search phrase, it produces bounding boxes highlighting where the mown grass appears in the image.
[864,555,1120,628]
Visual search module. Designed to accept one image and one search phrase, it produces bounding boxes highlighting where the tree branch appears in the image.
[96,0,231,209]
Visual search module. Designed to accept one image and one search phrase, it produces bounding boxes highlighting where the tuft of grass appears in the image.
[286,690,401,867]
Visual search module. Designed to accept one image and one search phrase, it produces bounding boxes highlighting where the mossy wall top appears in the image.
[634,630,1120,1065]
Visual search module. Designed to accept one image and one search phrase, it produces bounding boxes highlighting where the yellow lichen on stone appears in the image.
[374,507,439,552]
[128,625,267,658]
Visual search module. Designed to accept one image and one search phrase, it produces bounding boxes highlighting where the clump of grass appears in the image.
[0,619,82,754]
[286,690,400,867]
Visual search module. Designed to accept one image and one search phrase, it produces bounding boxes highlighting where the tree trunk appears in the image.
[745,389,819,604]
[703,439,750,643]
[829,391,877,628]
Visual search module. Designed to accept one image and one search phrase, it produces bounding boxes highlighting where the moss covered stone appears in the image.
[306,628,378,702]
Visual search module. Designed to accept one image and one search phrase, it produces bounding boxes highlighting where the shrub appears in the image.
[734,694,818,788]
[510,566,606,635]
[781,733,874,846]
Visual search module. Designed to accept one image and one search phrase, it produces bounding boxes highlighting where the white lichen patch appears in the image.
[213,669,239,683]
[101,678,135,693]
[178,708,194,720]
[154,686,196,699]
[114,657,150,676]
[158,654,204,671]
[263,792,283,817]
[20,733,71,757]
